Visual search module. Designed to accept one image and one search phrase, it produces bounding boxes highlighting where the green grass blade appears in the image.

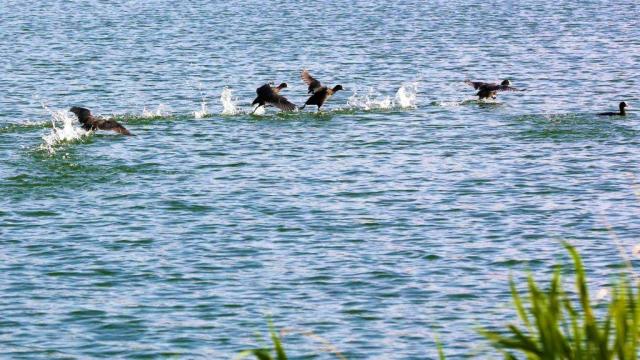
[511,278,533,332]
[268,321,287,360]
[433,334,446,360]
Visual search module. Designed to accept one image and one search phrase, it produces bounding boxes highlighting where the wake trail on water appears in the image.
[433,98,501,108]
[142,104,172,119]
[6,84,418,145]
[110,105,181,124]
[346,83,418,111]
[0,120,52,134]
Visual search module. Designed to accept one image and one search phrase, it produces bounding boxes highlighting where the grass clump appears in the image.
[482,243,640,359]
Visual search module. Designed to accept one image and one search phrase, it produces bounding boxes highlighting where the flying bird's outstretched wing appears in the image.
[271,96,296,111]
[256,84,296,111]
[97,119,133,135]
[464,80,489,90]
[301,70,323,94]
[465,80,521,92]
[494,84,521,92]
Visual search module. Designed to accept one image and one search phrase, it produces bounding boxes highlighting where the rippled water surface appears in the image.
[1,1,640,359]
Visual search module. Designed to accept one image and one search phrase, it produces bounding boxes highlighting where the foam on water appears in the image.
[347,83,418,111]
[432,101,463,107]
[220,87,240,115]
[433,98,499,107]
[40,107,88,154]
[142,104,172,118]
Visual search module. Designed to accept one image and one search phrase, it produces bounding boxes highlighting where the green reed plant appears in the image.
[481,243,640,360]
[236,320,287,360]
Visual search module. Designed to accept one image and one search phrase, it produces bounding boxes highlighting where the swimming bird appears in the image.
[465,79,521,100]
[69,107,133,135]
[251,83,296,114]
[300,70,343,111]
[598,101,628,116]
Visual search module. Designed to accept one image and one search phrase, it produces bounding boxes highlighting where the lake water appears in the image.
[1,1,639,359]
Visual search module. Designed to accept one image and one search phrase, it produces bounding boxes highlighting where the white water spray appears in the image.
[40,105,88,154]
[220,87,240,115]
[347,89,393,110]
[194,98,209,118]
[347,83,418,111]
[142,104,172,118]
[394,83,418,108]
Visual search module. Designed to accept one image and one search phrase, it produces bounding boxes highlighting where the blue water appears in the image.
[1,1,640,358]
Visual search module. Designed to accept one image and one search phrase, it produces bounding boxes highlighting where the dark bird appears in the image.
[69,107,133,135]
[465,79,521,100]
[251,83,296,114]
[300,70,343,111]
[598,101,628,116]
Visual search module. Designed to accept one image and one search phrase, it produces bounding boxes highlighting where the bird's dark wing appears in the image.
[465,80,490,90]
[256,84,273,97]
[256,84,296,111]
[264,92,296,111]
[70,108,92,125]
[96,119,133,135]
[495,85,520,92]
[467,81,520,92]
[271,95,296,111]
[112,124,133,135]
[302,70,323,94]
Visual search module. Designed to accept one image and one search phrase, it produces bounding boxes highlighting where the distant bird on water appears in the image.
[251,82,296,114]
[300,70,343,111]
[465,79,521,100]
[69,107,133,135]
[598,101,628,116]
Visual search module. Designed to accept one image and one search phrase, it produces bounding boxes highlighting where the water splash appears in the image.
[347,89,393,110]
[394,83,418,108]
[40,106,88,154]
[142,104,172,118]
[347,83,418,111]
[194,98,210,119]
[220,87,239,115]
[191,80,211,118]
